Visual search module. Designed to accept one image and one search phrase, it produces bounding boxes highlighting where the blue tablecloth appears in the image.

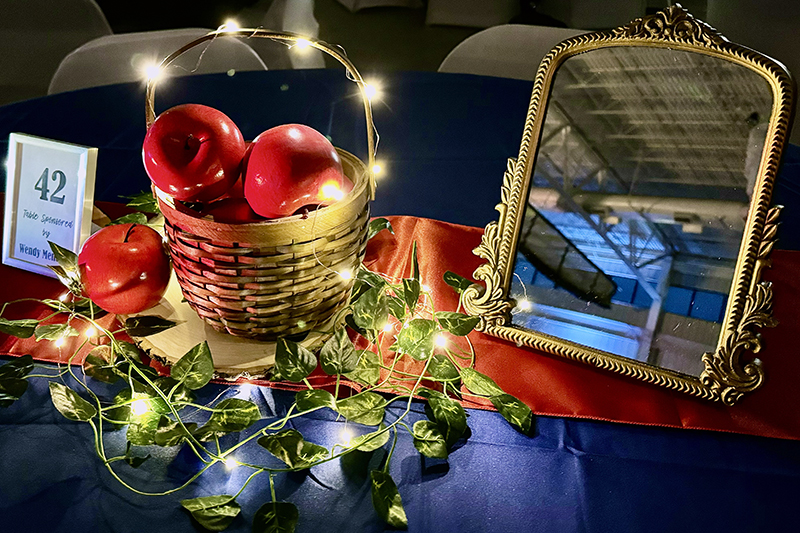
[2,70,800,532]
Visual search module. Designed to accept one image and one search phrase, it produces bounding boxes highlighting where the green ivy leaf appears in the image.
[108,212,148,226]
[443,271,474,294]
[343,350,380,386]
[351,268,387,303]
[0,378,28,407]
[181,495,241,532]
[410,241,420,282]
[153,376,196,405]
[124,316,177,337]
[113,341,143,363]
[420,389,468,447]
[49,382,96,421]
[386,295,406,322]
[336,392,385,426]
[319,328,359,375]
[370,470,408,529]
[127,410,161,445]
[34,323,79,342]
[155,416,198,447]
[194,398,261,441]
[0,318,39,338]
[434,312,480,336]
[412,420,448,459]
[274,338,316,383]
[0,355,33,406]
[82,346,119,384]
[426,354,460,381]
[257,429,328,469]
[367,218,394,241]
[351,285,389,332]
[295,389,336,412]
[349,424,390,452]
[402,278,420,315]
[252,501,298,533]
[171,341,214,390]
[394,318,436,361]
[124,441,151,468]
[491,393,533,434]
[49,241,78,273]
[461,368,505,397]
[0,354,34,380]
[124,190,160,214]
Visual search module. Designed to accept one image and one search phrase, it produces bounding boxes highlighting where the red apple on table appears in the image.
[243,124,352,218]
[143,103,246,202]
[79,223,171,315]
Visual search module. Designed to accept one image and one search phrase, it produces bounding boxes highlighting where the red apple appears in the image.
[79,224,171,315]
[243,124,352,218]
[143,103,246,202]
[201,197,265,224]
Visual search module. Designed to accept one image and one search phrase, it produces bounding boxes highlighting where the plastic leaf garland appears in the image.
[0,214,534,532]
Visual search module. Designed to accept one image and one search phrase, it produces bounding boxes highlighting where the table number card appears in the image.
[3,133,97,277]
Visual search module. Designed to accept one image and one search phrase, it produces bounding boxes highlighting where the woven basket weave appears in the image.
[145,29,376,340]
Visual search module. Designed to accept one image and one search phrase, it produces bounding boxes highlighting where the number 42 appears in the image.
[35,168,66,204]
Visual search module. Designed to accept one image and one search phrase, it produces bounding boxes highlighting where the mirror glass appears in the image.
[509,46,773,377]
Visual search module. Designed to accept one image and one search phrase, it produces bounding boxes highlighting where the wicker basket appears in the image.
[145,29,376,340]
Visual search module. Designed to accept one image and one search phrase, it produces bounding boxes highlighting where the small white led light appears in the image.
[372,163,383,175]
[143,63,162,81]
[518,299,531,311]
[59,293,69,302]
[339,269,353,280]
[382,323,394,333]
[221,19,240,32]
[224,457,238,469]
[435,334,447,347]
[321,183,345,201]
[130,399,149,416]
[54,337,66,348]
[295,38,311,50]
[340,428,353,445]
[85,326,97,338]
[363,82,380,101]
[422,284,431,293]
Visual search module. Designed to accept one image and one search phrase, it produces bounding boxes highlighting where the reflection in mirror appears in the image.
[509,47,773,377]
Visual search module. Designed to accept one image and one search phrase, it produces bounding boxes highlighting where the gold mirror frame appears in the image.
[462,5,795,405]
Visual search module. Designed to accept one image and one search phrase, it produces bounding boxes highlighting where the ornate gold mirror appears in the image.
[463,6,795,404]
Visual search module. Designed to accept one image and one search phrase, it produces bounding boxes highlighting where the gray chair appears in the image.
[0,0,112,104]
[48,28,267,94]
[438,25,585,81]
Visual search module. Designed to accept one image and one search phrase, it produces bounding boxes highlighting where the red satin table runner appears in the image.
[2,212,800,440]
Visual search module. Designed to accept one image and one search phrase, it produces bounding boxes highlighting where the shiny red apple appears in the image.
[243,124,351,218]
[79,223,171,315]
[143,103,246,202]
[201,197,265,224]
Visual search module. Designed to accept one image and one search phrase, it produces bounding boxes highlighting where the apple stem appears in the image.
[185,134,194,150]
[123,224,137,243]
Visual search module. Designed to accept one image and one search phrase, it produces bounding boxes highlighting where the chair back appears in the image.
[438,25,585,81]
[0,0,112,104]
[49,28,267,94]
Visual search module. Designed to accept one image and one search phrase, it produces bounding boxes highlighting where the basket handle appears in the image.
[145,29,377,199]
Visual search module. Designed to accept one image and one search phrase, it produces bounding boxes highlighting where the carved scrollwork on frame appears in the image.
[467,5,795,404]
[612,5,725,46]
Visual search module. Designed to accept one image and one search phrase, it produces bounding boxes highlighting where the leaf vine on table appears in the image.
[0,216,534,532]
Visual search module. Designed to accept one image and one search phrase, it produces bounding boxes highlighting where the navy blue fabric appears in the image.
[1,358,799,533]
[2,71,800,532]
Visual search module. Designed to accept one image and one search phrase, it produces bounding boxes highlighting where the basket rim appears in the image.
[155,148,369,242]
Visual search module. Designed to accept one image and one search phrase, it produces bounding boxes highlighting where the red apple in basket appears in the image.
[143,103,246,202]
[201,197,265,224]
[79,223,171,315]
[243,124,353,218]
